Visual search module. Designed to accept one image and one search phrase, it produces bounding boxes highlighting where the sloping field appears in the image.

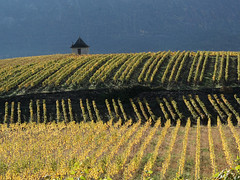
[1,117,240,179]
[1,51,240,179]
[0,51,239,96]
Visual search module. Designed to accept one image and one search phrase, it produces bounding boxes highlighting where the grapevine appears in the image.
[105,99,114,120]
[177,118,191,177]
[17,102,21,124]
[149,51,171,82]
[10,102,15,124]
[187,51,199,83]
[193,51,204,83]
[143,98,156,121]
[86,99,94,122]
[161,120,180,178]
[199,51,209,82]
[225,52,230,82]
[238,53,240,81]
[217,116,233,168]
[161,51,180,84]
[218,54,225,82]
[130,98,142,121]
[168,51,185,82]
[208,118,217,175]
[79,99,87,122]
[143,51,166,82]
[195,117,201,180]
[227,115,240,154]
[68,99,74,122]
[137,98,149,121]
[138,52,159,82]
[142,120,171,178]
[212,52,219,82]
[175,51,189,82]
[36,100,41,123]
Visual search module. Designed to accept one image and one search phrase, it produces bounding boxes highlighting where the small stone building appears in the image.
[71,37,89,55]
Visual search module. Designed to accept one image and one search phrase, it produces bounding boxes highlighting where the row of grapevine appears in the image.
[43,55,92,86]
[174,51,189,82]
[168,51,185,82]
[195,117,201,180]
[149,51,170,82]
[89,54,122,83]
[225,52,230,82]
[1,52,240,95]
[218,54,225,82]
[193,52,204,83]
[177,118,191,177]
[217,116,234,167]
[157,97,170,120]
[123,119,161,179]
[238,53,240,81]
[208,94,226,119]
[113,53,142,82]
[199,51,209,82]
[110,120,151,177]
[2,112,240,179]
[143,98,156,121]
[143,51,167,82]
[94,119,137,178]
[89,54,125,83]
[208,118,217,175]
[99,54,129,82]
[87,118,130,179]
[0,57,56,92]
[212,52,220,82]
[124,53,151,82]
[142,119,171,178]
[163,98,177,120]
[213,94,231,117]
[137,98,149,121]
[105,119,140,176]
[69,55,112,85]
[183,96,199,119]
[138,52,161,82]
[4,93,240,124]
[187,51,200,83]
[188,95,205,119]
[161,120,180,178]
[19,57,74,88]
[161,51,180,84]
[227,116,240,154]
[221,94,239,122]
[195,95,211,118]
[0,55,58,86]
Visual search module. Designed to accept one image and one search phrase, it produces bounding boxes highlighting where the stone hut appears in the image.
[71,37,89,55]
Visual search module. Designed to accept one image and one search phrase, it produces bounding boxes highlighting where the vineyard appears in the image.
[1,51,240,179]
[0,51,239,96]
[1,116,240,179]
[1,92,240,125]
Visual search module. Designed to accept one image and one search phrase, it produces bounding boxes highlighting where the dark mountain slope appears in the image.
[0,0,240,58]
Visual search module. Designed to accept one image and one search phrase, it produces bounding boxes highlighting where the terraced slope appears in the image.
[0,51,239,97]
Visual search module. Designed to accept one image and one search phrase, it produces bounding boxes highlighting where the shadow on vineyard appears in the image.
[0,87,240,126]
[1,51,240,179]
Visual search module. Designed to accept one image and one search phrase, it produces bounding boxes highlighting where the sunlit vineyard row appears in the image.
[1,93,240,125]
[0,116,240,179]
[0,51,240,95]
